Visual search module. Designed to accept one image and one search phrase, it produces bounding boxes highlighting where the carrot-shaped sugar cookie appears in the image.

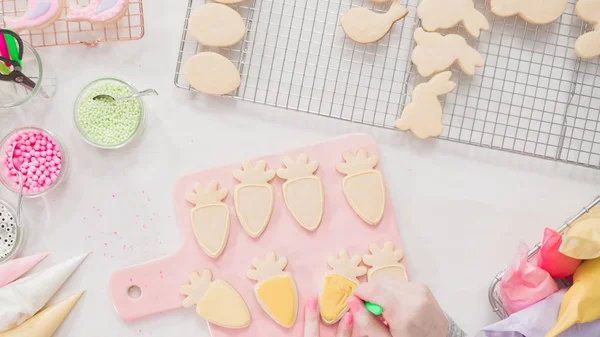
[233,160,275,238]
[395,71,456,139]
[186,181,229,258]
[277,154,324,231]
[574,0,600,59]
[319,250,367,324]
[336,149,385,225]
[180,270,251,329]
[247,252,298,328]
[363,242,408,282]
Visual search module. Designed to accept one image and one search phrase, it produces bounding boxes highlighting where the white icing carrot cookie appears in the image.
[340,1,408,44]
[3,0,66,32]
[395,71,456,139]
[67,0,129,24]
[277,154,324,232]
[180,270,251,329]
[490,0,567,25]
[188,3,246,47]
[575,0,600,59]
[418,0,489,38]
[319,250,367,324]
[411,27,484,77]
[336,149,385,226]
[247,252,298,328]
[363,241,408,282]
[184,52,241,95]
[233,160,275,238]
[186,181,230,258]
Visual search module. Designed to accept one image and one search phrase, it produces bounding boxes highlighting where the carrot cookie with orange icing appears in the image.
[4,0,66,32]
[67,0,129,24]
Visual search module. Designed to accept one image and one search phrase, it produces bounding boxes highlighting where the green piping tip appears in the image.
[365,301,383,315]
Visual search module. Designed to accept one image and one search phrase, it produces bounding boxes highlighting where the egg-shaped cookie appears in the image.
[184,52,241,95]
[188,3,246,47]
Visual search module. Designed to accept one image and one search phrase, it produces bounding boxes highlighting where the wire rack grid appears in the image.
[174,0,600,169]
[0,0,145,47]
[488,195,600,319]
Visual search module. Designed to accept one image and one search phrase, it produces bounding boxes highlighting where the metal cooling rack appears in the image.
[174,0,600,169]
[0,0,145,47]
[488,195,600,319]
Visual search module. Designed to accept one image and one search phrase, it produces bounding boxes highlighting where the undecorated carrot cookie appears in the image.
[336,149,385,225]
[188,3,246,47]
[395,71,456,139]
[247,252,298,328]
[574,0,600,59]
[418,0,489,38]
[340,1,408,43]
[363,242,408,282]
[490,0,566,25]
[184,52,241,95]
[186,181,230,258]
[233,160,276,238]
[319,250,367,324]
[411,28,484,77]
[277,154,324,231]
[180,270,251,329]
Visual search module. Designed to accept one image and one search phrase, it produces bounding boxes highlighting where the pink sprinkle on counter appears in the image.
[2,129,62,194]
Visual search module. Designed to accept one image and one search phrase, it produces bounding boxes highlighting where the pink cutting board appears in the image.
[109,133,405,337]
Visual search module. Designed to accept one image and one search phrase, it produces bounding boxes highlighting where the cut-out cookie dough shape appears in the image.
[412,28,484,77]
[184,52,241,95]
[319,250,367,324]
[418,0,489,38]
[336,149,385,225]
[247,252,298,328]
[575,0,600,59]
[67,0,129,24]
[180,269,251,329]
[233,160,275,238]
[277,154,324,231]
[340,1,409,44]
[490,0,567,25]
[363,242,408,282]
[4,0,66,31]
[186,181,230,258]
[188,3,246,47]
[395,71,456,139]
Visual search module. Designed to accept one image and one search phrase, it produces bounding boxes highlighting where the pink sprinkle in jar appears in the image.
[0,127,68,198]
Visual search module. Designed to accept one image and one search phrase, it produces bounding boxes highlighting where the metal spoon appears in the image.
[93,88,158,102]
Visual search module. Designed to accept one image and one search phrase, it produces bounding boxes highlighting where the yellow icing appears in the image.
[320,274,357,323]
[256,275,296,327]
[190,204,230,258]
[197,280,251,328]
[1,291,83,337]
[559,217,600,260]
[546,258,600,337]
[343,171,385,225]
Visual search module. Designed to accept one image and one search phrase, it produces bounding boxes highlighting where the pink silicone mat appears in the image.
[110,133,404,337]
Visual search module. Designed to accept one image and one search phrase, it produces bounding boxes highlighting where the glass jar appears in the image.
[73,77,147,149]
[0,127,69,198]
[0,199,24,264]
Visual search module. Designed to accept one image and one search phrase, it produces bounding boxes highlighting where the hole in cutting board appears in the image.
[128,285,142,299]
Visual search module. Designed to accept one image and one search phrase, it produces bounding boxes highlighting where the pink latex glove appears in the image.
[538,228,581,278]
[499,242,559,314]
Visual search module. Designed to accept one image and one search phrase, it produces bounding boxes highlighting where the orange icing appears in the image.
[256,275,296,327]
[320,274,357,323]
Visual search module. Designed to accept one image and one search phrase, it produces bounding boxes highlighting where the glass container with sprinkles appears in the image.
[0,200,23,263]
[74,78,146,149]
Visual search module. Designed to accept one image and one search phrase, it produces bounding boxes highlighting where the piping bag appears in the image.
[0,253,87,332]
[0,253,48,288]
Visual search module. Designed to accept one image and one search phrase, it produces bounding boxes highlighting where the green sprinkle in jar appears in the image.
[74,78,146,149]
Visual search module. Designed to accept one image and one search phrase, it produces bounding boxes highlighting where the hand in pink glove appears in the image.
[304,297,354,337]
[347,280,449,337]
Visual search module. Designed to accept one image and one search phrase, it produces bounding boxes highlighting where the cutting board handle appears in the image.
[109,254,187,321]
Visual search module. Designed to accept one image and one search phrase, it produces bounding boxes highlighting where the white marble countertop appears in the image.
[0,0,599,336]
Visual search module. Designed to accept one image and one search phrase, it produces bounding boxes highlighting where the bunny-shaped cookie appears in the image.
[418,0,489,38]
[395,71,456,139]
[411,28,484,77]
